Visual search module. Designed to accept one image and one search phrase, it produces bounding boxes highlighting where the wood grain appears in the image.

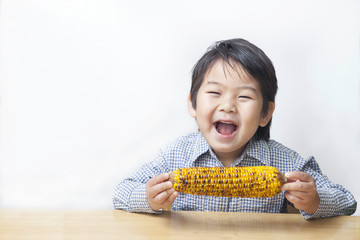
[0,210,358,240]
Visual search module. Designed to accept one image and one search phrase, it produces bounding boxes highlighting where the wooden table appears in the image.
[0,210,359,239]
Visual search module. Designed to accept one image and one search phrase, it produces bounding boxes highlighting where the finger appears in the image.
[285,189,314,200]
[153,187,175,203]
[148,181,173,199]
[281,180,315,192]
[285,171,313,183]
[285,191,318,213]
[147,173,170,187]
[285,191,303,202]
[285,192,307,209]
[168,191,178,203]
[162,191,179,211]
[285,191,315,205]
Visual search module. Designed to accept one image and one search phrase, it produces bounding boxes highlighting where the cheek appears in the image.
[195,105,216,129]
[196,107,213,123]
[241,103,263,122]
[196,97,216,115]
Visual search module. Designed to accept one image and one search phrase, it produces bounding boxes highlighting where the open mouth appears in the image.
[214,121,238,135]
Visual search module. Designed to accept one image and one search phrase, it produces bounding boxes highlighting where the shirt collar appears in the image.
[188,133,271,167]
[187,132,211,166]
[242,138,271,166]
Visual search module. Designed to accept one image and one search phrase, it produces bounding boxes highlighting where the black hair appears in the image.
[190,38,278,141]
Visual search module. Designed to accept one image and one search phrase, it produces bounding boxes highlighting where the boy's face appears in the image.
[188,60,274,165]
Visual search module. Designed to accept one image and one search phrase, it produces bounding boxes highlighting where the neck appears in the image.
[214,146,246,167]
[220,158,235,167]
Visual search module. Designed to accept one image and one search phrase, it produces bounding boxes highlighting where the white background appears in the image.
[0,0,359,215]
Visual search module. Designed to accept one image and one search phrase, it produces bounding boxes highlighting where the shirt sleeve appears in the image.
[296,156,357,219]
[112,149,169,213]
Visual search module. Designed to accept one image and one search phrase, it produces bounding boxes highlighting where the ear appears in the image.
[187,94,197,118]
[259,102,275,127]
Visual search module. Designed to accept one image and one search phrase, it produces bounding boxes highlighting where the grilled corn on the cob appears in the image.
[169,166,286,198]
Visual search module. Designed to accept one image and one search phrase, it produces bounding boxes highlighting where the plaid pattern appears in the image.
[113,132,357,219]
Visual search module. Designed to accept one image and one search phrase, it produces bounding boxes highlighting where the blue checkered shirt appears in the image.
[113,132,356,219]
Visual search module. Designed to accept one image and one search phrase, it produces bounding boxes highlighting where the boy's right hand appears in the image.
[146,173,178,211]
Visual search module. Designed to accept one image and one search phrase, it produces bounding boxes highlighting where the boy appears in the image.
[113,38,356,219]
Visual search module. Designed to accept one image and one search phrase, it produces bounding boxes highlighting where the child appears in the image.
[113,38,357,219]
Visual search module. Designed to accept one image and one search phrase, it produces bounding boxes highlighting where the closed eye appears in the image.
[207,91,220,95]
[238,95,252,99]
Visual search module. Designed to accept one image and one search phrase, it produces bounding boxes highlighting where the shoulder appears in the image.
[263,139,305,170]
[157,132,205,160]
[266,140,298,156]
[265,139,320,172]
[251,138,299,158]
[154,132,208,170]
[162,132,200,151]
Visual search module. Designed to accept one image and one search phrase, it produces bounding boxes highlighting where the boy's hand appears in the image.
[281,171,320,215]
[146,173,178,211]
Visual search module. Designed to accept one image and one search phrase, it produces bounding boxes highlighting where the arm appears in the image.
[282,156,357,219]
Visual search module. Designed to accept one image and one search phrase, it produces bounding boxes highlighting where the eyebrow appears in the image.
[206,81,258,92]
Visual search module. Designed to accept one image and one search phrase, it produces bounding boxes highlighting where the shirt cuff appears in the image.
[300,188,336,219]
[129,183,162,214]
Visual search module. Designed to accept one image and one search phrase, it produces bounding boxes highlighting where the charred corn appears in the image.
[169,166,286,198]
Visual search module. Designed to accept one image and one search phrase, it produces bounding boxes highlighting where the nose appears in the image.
[219,97,237,113]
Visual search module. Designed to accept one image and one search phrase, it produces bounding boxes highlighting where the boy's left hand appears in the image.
[281,171,320,215]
